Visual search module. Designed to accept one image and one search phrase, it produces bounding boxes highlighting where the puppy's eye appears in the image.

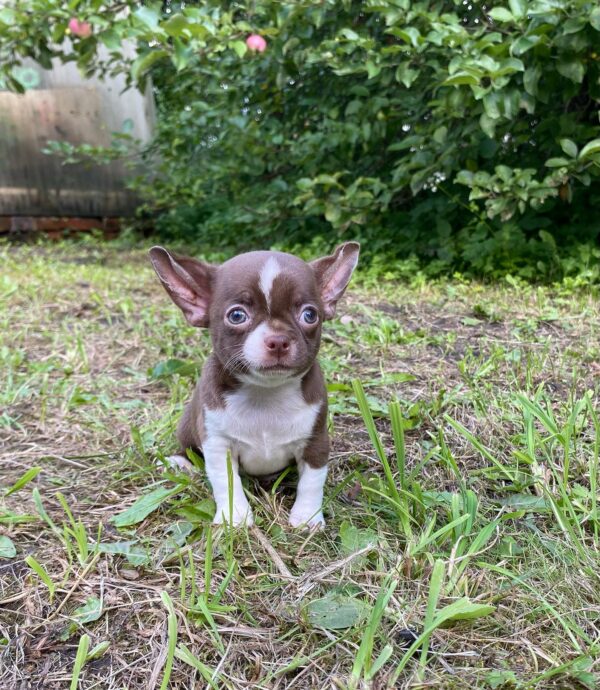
[227,308,248,325]
[301,307,318,324]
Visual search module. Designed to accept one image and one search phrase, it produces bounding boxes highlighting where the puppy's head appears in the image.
[149,243,359,385]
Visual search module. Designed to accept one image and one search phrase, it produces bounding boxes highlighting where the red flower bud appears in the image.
[68,18,92,39]
[246,34,267,53]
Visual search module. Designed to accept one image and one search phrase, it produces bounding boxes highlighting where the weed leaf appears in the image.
[306,592,369,630]
[0,535,16,558]
[110,486,179,527]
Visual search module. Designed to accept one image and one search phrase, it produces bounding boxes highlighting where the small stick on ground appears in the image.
[250,525,295,580]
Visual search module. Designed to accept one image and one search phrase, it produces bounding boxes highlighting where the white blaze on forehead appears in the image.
[259,256,281,309]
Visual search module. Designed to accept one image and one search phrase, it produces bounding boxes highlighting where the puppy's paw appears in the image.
[289,508,325,530]
[157,454,196,474]
[213,503,254,527]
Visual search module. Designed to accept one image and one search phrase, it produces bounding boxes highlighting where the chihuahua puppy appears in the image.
[149,242,359,528]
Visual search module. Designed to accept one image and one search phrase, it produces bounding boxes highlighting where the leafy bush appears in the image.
[2,1,600,280]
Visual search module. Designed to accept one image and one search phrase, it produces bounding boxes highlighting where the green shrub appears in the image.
[2,1,600,280]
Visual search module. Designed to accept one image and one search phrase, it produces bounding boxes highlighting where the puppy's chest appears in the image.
[204,384,321,475]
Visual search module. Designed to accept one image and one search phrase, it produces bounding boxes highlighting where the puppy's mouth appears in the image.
[256,364,295,375]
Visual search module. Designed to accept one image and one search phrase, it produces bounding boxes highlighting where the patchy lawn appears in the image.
[1,241,599,689]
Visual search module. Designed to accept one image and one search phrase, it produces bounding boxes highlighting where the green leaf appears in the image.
[499,494,549,511]
[148,358,199,380]
[61,596,104,640]
[438,598,496,624]
[563,17,586,35]
[110,486,180,527]
[94,540,151,566]
[324,203,341,224]
[395,62,419,88]
[173,498,214,524]
[306,592,369,630]
[488,8,514,22]
[483,93,501,119]
[339,521,377,554]
[162,13,189,37]
[5,467,42,496]
[591,7,600,31]
[74,597,103,625]
[0,535,16,558]
[443,72,479,86]
[86,641,110,661]
[134,6,161,31]
[557,59,584,84]
[433,126,447,144]
[523,65,541,96]
[172,38,192,71]
[366,60,381,79]
[511,36,537,56]
[231,40,247,58]
[479,113,497,139]
[340,28,360,41]
[545,157,570,168]
[0,8,16,24]
[560,139,578,158]
[131,50,169,82]
[579,138,600,159]
[455,170,474,186]
[99,29,122,51]
[508,0,526,19]
[388,27,421,48]
[486,669,518,689]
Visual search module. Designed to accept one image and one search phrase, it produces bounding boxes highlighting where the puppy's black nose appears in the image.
[264,334,290,355]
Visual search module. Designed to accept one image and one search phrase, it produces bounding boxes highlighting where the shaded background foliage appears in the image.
[2,0,600,280]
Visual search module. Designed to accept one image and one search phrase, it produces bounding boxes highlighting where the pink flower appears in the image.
[246,34,267,53]
[68,18,93,39]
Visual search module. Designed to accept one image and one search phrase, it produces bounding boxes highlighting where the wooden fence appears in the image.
[0,48,154,219]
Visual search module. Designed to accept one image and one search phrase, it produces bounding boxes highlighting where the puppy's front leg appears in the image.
[203,437,253,526]
[289,460,327,529]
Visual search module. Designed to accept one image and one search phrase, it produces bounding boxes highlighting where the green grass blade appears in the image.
[32,488,61,535]
[25,555,55,602]
[204,524,213,602]
[418,559,445,678]
[391,598,495,683]
[586,393,599,543]
[389,400,406,489]
[69,634,90,690]
[175,644,220,688]
[448,521,497,593]
[5,467,42,496]
[351,577,397,684]
[444,415,514,481]
[413,513,470,555]
[353,379,411,536]
[159,591,178,690]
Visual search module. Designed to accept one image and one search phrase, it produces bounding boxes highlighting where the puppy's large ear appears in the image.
[311,242,360,320]
[149,246,216,327]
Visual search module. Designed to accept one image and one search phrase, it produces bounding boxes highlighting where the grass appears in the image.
[0,238,599,689]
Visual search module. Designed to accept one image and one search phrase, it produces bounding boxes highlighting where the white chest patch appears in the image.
[203,379,321,476]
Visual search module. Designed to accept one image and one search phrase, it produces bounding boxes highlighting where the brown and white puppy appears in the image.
[149,242,360,528]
